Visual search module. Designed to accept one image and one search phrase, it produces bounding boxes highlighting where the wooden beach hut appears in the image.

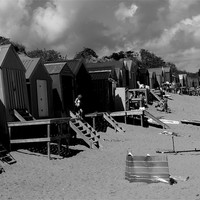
[19,55,53,119]
[86,60,128,87]
[123,59,139,89]
[0,44,29,122]
[148,68,164,88]
[66,59,93,113]
[44,61,74,117]
[86,62,117,112]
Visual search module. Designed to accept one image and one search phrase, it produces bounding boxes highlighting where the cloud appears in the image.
[0,0,32,39]
[115,2,138,21]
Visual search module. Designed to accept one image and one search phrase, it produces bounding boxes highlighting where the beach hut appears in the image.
[44,61,74,117]
[123,59,139,89]
[148,68,164,87]
[86,60,128,87]
[138,68,149,87]
[163,67,172,83]
[89,71,116,112]
[66,59,93,113]
[19,55,53,119]
[0,44,29,121]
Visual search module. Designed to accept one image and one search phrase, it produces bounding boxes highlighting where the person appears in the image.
[74,94,83,118]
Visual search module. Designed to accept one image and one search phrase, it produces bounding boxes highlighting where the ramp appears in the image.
[14,109,35,121]
[144,110,170,129]
[69,111,102,149]
[103,112,125,132]
[150,90,162,103]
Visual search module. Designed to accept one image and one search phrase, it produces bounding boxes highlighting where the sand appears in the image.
[1,93,200,200]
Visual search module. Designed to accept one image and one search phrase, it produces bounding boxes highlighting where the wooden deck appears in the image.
[8,117,70,159]
[85,109,144,128]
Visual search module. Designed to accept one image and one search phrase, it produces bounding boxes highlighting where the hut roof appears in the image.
[89,71,112,80]
[66,59,84,75]
[86,60,124,72]
[148,67,163,75]
[44,61,73,76]
[0,44,11,67]
[19,54,40,79]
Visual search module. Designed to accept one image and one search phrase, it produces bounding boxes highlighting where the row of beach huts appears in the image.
[0,44,199,159]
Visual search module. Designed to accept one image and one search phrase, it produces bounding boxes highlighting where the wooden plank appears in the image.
[8,117,70,127]
[11,138,50,144]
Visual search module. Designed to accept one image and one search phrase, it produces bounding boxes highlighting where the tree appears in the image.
[140,49,165,69]
[74,47,98,62]
[27,49,64,63]
[0,36,26,54]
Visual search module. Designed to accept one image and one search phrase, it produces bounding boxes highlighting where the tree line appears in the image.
[0,36,198,77]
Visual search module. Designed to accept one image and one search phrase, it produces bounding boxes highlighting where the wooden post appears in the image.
[172,136,175,152]
[92,117,96,129]
[140,114,144,127]
[8,127,11,151]
[57,124,61,156]
[47,124,51,160]
[124,112,127,124]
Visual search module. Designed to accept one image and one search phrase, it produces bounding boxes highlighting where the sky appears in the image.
[1,0,200,72]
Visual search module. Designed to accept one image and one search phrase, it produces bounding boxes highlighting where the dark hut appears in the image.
[44,61,74,117]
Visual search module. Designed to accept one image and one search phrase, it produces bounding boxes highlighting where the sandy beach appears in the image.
[1,92,200,200]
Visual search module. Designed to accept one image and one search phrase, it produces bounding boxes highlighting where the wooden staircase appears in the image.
[69,111,102,149]
[0,144,16,167]
[14,109,35,121]
[103,112,125,132]
[144,110,170,129]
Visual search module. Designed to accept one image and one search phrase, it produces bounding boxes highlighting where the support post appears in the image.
[47,124,51,160]
[92,117,96,129]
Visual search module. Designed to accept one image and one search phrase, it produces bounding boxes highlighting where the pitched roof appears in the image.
[0,44,11,67]
[86,60,124,72]
[44,61,73,76]
[89,71,111,80]
[66,59,84,75]
[19,54,40,79]
[148,67,163,75]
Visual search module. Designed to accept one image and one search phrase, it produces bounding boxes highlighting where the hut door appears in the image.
[37,80,49,117]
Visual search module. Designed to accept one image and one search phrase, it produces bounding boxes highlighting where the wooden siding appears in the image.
[2,68,27,110]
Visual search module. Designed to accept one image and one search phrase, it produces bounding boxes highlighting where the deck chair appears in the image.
[125,151,170,183]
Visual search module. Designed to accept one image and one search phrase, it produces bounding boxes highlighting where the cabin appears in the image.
[44,61,74,117]
[86,60,128,87]
[66,59,93,113]
[0,44,29,121]
[163,67,172,83]
[178,74,187,87]
[123,59,139,89]
[149,71,157,89]
[187,74,199,88]
[137,68,150,87]
[148,68,164,88]
[19,55,53,119]
[86,62,117,112]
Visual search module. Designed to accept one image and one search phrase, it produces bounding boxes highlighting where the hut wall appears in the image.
[0,99,10,151]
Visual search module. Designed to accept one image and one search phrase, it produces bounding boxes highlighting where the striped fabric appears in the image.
[125,152,170,183]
